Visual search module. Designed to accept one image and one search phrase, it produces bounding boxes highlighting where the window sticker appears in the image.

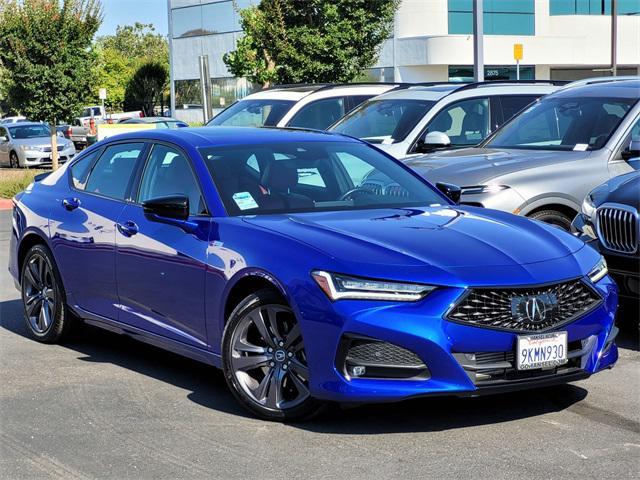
[232,191,259,210]
[573,144,589,151]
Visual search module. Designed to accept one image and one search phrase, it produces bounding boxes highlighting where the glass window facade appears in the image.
[175,78,256,109]
[550,0,640,15]
[448,0,535,35]
[448,65,535,82]
[172,0,254,38]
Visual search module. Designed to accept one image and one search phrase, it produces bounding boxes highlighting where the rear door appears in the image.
[114,142,211,348]
[49,142,146,320]
[0,126,9,165]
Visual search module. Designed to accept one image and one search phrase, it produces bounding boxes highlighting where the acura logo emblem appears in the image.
[524,297,547,323]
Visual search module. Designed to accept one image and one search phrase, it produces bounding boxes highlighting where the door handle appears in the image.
[116,220,139,237]
[62,197,80,211]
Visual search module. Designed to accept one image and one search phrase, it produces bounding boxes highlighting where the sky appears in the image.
[96,0,168,37]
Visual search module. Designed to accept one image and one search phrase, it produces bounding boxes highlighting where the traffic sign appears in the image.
[513,44,523,61]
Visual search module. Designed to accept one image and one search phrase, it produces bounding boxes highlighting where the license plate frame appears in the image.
[516,331,568,370]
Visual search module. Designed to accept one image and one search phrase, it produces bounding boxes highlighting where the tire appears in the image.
[222,289,325,421]
[528,209,573,231]
[9,151,20,169]
[20,244,75,343]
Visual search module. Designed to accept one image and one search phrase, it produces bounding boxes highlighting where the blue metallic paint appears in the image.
[8,127,618,404]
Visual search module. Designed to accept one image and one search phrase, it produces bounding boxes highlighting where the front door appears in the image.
[115,143,211,348]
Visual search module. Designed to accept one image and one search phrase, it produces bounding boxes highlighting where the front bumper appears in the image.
[299,274,618,403]
[17,147,76,167]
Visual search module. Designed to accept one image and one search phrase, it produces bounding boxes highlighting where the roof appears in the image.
[551,78,640,99]
[121,117,183,123]
[93,126,357,149]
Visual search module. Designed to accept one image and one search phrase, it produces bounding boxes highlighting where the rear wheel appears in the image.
[528,209,573,231]
[222,289,324,421]
[20,244,75,342]
[9,151,20,168]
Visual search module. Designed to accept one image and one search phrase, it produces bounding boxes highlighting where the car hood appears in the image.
[12,137,71,149]
[243,206,586,279]
[591,171,640,209]
[404,147,589,185]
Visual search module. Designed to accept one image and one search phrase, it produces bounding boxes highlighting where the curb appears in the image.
[0,199,13,211]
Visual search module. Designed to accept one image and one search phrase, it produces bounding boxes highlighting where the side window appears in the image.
[138,144,206,215]
[499,95,538,124]
[424,97,490,147]
[287,97,346,129]
[85,143,144,200]
[70,149,101,190]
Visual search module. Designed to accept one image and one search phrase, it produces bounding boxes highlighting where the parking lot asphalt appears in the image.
[0,209,639,480]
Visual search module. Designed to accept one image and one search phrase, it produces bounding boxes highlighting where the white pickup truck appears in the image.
[69,106,144,149]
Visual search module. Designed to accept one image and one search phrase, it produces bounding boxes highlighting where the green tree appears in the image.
[123,62,168,116]
[224,0,399,87]
[0,0,103,169]
[90,22,168,111]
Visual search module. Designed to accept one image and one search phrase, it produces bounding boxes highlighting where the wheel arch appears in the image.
[518,194,580,219]
[221,269,289,325]
[17,231,50,281]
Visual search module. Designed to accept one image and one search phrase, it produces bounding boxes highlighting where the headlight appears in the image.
[461,185,510,195]
[19,145,43,152]
[311,271,435,301]
[588,257,608,283]
[581,194,596,218]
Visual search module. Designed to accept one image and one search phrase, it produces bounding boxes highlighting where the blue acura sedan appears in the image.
[8,127,618,420]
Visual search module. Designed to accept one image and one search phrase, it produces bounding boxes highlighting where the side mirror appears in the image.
[414,131,452,154]
[436,182,462,204]
[143,195,190,220]
[621,139,640,163]
[0,135,7,142]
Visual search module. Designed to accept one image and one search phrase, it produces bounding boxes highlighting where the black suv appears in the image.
[573,169,639,303]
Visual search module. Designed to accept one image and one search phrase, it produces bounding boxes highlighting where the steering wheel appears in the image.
[339,187,374,201]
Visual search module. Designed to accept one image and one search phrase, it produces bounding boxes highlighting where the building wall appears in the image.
[168,0,640,118]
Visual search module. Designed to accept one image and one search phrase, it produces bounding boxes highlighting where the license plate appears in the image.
[517,331,568,370]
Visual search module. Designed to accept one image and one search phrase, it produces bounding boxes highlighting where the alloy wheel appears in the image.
[22,253,57,334]
[10,152,19,169]
[229,304,310,411]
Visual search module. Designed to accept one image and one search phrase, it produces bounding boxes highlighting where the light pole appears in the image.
[473,0,484,82]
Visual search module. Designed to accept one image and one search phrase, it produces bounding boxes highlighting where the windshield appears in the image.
[201,141,446,215]
[330,99,436,144]
[207,99,295,127]
[486,96,637,151]
[8,124,50,139]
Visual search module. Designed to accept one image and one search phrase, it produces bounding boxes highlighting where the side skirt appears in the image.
[71,305,222,368]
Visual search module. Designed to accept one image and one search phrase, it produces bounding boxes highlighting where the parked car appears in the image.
[9,127,618,420]
[0,122,76,168]
[206,83,400,130]
[118,117,188,128]
[573,169,639,303]
[403,78,640,230]
[76,105,143,126]
[329,81,564,159]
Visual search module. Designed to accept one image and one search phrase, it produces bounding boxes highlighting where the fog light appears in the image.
[351,366,366,377]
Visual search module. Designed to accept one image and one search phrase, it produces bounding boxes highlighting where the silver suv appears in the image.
[405,78,640,230]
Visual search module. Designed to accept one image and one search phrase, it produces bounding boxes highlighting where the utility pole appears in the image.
[473,0,484,82]
[611,0,617,76]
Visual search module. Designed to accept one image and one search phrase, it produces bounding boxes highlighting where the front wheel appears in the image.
[9,151,20,169]
[20,244,75,342]
[222,289,324,421]
[528,209,573,231]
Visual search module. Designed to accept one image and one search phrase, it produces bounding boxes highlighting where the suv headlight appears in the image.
[581,194,596,218]
[588,257,608,283]
[461,185,510,195]
[311,271,435,301]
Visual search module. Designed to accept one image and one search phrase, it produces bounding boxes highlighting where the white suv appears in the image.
[206,83,399,131]
[329,81,564,159]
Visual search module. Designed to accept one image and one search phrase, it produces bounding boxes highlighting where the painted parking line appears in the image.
[0,199,13,210]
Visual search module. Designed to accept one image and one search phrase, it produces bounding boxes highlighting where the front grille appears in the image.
[447,280,602,332]
[347,340,423,367]
[596,204,638,254]
[42,145,64,152]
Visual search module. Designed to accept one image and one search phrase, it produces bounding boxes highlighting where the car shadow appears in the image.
[0,298,249,419]
[0,297,635,432]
